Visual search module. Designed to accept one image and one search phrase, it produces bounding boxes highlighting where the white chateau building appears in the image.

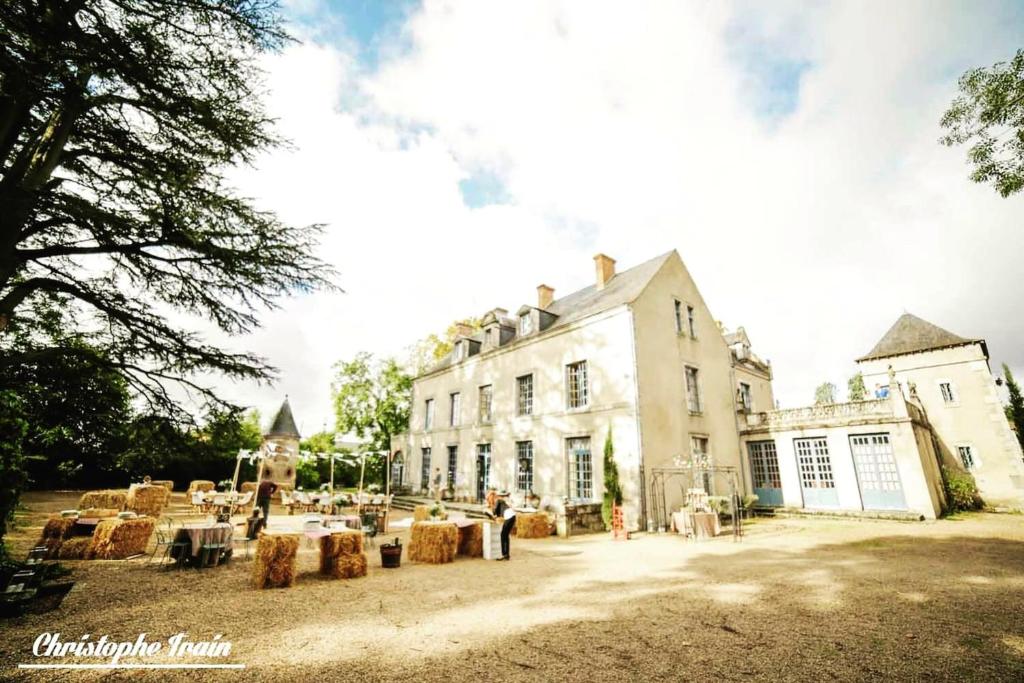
[392,252,1024,531]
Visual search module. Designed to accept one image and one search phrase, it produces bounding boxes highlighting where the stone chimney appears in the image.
[455,322,474,338]
[594,253,616,290]
[537,284,554,310]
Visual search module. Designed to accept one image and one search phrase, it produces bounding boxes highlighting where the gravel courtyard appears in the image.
[3,492,1023,681]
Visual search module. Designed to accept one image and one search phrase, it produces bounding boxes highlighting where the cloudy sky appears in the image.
[220,0,1024,434]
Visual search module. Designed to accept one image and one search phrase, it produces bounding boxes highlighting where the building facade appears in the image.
[392,251,769,531]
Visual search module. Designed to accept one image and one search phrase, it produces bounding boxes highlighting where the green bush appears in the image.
[295,459,320,490]
[943,466,982,513]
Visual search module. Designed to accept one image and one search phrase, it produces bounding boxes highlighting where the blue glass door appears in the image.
[850,434,906,510]
[747,441,783,506]
[795,437,839,508]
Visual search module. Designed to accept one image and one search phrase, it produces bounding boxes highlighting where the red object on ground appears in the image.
[612,505,628,540]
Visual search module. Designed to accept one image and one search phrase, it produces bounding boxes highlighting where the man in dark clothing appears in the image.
[256,479,279,523]
[492,490,516,561]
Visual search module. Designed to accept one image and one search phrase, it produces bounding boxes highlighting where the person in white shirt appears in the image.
[492,490,516,561]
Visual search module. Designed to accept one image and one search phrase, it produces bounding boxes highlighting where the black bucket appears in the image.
[380,539,402,569]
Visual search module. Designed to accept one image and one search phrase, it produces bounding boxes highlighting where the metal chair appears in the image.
[150,519,189,567]
[198,543,226,568]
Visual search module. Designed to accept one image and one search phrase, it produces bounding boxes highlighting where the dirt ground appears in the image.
[2,491,1023,682]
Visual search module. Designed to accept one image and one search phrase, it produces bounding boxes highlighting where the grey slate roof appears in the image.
[857,313,980,362]
[265,398,300,438]
[422,251,675,376]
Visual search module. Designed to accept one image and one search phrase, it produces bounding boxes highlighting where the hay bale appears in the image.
[514,512,552,539]
[187,480,216,497]
[319,531,367,579]
[88,517,156,560]
[79,508,119,519]
[41,516,76,540]
[252,534,300,589]
[125,484,168,517]
[78,490,127,510]
[39,516,76,559]
[408,521,457,564]
[151,479,174,492]
[57,537,93,560]
[457,521,484,557]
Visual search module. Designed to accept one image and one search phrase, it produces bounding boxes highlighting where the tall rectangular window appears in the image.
[449,392,461,427]
[686,304,696,338]
[516,441,534,492]
[420,447,431,489]
[685,366,702,413]
[739,382,752,412]
[568,437,593,500]
[478,384,493,423]
[446,445,458,488]
[691,435,711,492]
[957,444,977,470]
[747,441,781,489]
[517,374,534,416]
[795,437,835,489]
[674,299,683,333]
[519,313,533,336]
[566,361,589,409]
[940,382,957,404]
[424,399,434,430]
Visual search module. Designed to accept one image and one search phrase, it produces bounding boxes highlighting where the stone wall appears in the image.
[556,503,605,537]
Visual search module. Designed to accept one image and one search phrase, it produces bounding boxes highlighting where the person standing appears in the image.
[433,467,443,501]
[493,490,516,561]
[256,479,279,523]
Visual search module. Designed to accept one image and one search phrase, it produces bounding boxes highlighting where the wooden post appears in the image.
[254,450,265,519]
[356,451,366,517]
[230,451,244,492]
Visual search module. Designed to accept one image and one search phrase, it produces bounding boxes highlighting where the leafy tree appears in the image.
[814,382,837,405]
[298,430,357,489]
[407,317,483,373]
[332,353,412,485]
[0,0,335,417]
[1004,364,1024,450]
[941,49,1024,197]
[601,427,622,530]
[0,390,28,557]
[847,372,867,402]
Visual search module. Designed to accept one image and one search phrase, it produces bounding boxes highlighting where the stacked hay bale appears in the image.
[39,517,76,558]
[514,512,553,539]
[88,517,156,559]
[57,537,94,560]
[78,490,127,511]
[252,534,300,589]
[456,521,484,557]
[408,521,457,564]
[125,484,169,517]
[151,480,174,493]
[186,480,216,498]
[319,530,368,579]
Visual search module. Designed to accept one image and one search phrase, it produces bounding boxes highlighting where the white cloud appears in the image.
[213,0,1024,429]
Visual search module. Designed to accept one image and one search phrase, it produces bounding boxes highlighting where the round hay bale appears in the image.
[408,521,457,564]
[456,521,484,557]
[514,511,552,539]
[57,537,93,560]
[125,484,168,517]
[252,534,300,589]
[88,517,156,560]
[78,490,127,511]
[151,480,174,492]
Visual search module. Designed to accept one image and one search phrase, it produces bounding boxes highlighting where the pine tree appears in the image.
[1004,364,1024,450]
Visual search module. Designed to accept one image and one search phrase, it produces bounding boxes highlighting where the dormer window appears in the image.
[454,341,465,362]
[519,313,533,336]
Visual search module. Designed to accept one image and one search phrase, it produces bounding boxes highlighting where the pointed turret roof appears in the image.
[857,313,982,362]
[265,398,300,438]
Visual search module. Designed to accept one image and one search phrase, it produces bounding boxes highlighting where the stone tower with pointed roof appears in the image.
[261,398,301,488]
[857,314,1024,509]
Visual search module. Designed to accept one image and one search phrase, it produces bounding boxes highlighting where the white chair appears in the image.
[191,491,207,513]
[232,491,253,515]
[212,494,228,513]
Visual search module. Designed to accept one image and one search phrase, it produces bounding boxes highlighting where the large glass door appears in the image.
[850,433,906,510]
[747,440,783,506]
[794,437,839,508]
